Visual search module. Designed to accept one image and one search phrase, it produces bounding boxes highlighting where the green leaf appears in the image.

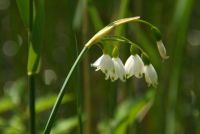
[51,117,78,134]
[28,0,45,74]
[36,94,74,113]
[88,5,104,31]
[3,115,25,134]
[73,0,86,30]
[16,0,29,28]
[113,100,146,134]
[0,98,15,113]
[98,90,155,134]
[27,42,41,75]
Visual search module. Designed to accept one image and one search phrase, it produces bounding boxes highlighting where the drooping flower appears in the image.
[143,64,158,87]
[91,54,115,80]
[124,54,144,78]
[112,57,126,82]
[157,40,169,60]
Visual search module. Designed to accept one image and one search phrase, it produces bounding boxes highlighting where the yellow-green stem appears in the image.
[43,46,88,134]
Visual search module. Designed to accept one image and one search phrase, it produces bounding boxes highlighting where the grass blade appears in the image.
[16,0,29,28]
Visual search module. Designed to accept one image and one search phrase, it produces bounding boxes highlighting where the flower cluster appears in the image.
[91,48,158,87]
[90,20,169,88]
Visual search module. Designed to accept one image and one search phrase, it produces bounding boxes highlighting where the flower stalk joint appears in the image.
[130,44,141,55]
[141,53,150,65]
[151,26,162,41]
[112,47,119,58]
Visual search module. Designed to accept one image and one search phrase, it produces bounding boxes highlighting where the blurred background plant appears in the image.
[0,0,200,134]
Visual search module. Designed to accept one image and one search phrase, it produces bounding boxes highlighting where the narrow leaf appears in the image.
[16,0,29,28]
[28,0,45,74]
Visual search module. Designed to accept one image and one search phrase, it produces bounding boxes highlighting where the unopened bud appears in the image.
[157,40,169,60]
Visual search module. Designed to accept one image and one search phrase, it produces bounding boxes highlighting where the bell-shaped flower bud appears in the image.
[157,40,169,60]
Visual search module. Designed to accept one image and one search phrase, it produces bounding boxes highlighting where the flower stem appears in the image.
[43,46,88,134]
[101,36,145,54]
[135,19,155,28]
[28,74,36,134]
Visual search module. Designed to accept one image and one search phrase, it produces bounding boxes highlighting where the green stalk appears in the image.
[28,74,36,134]
[135,19,154,28]
[29,0,33,32]
[43,46,88,134]
[28,0,35,134]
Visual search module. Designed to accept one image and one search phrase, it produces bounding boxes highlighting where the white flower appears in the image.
[144,64,158,87]
[112,57,126,82]
[91,54,115,80]
[157,40,169,60]
[124,54,144,78]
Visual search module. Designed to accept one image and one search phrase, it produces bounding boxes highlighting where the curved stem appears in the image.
[85,17,159,48]
[135,19,155,28]
[101,36,145,52]
[43,46,88,134]
[135,19,161,40]
[85,16,140,48]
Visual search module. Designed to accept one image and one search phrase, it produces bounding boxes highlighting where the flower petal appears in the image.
[91,55,103,67]
[125,55,135,78]
[125,55,144,79]
[91,54,115,81]
[133,54,144,78]
[144,64,158,87]
[112,57,126,82]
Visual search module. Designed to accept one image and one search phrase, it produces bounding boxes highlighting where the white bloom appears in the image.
[91,54,115,80]
[157,40,169,60]
[124,54,144,78]
[144,64,158,87]
[112,57,126,82]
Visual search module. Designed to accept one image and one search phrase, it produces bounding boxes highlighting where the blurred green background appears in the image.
[0,0,200,134]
